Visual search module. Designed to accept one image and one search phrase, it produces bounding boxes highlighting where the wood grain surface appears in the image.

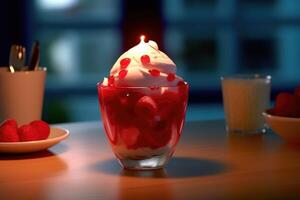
[0,120,300,200]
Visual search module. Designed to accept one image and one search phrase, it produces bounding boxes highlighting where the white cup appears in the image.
[221,74,271,135]
[0,67,46,125]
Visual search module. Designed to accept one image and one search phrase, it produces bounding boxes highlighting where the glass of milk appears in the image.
[221,74,271,135]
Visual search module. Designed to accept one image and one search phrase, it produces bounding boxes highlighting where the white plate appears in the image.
[0,127,69,153]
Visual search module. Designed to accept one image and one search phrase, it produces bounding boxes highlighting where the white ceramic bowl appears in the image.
[263,110,300,144]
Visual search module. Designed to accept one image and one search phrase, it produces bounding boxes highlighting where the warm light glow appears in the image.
[140,35,145,43]
[18,51,23,59]
[9,66,15,73]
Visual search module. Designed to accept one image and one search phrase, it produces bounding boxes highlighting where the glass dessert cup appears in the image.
[97,83,189,170]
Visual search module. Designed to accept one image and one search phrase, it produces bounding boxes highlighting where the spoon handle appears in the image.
[28,41,40,71]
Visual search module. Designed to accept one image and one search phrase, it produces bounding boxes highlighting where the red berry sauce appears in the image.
[140,55,150,64]
[167,73,175,82]
[108,75,114,85]
[120,58,131,69]
[149,69,160,77]
[118,70,128,79]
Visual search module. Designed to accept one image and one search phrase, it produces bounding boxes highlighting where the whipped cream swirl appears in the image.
[102,36,183,87]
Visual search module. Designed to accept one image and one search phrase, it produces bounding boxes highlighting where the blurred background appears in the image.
[1,0,300,123]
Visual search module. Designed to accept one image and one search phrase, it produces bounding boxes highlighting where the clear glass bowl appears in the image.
[97,83,189,170]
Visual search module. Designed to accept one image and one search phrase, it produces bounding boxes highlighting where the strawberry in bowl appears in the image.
[263,86,300,144]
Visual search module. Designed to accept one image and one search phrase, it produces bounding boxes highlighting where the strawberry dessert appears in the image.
[98,36,188,169]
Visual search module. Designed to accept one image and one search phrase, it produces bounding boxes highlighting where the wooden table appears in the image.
[0,120,300,200]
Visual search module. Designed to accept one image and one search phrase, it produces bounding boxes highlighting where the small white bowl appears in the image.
[263,110,300,144]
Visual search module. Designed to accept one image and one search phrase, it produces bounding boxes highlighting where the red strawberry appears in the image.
[130,130,149,149]
[155,91,179,120]
[144,119,173,149]
[2,119,18,128]
[115,90,143,127]
[134,96,158,127]
[0,119,19,142]
[135,96,157,115]
[18,124,40,141]
[120,127,140,148]
[30,120,50,140]
[99,86,118,103]
[274,92,300,117]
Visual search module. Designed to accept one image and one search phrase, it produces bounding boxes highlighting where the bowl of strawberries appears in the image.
[263,86,300,144]
[0,119,69,153]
